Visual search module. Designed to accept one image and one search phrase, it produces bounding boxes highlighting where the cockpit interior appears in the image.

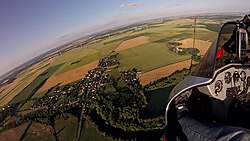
[166,14,250,129]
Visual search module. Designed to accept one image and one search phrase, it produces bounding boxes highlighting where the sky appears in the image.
[0,0,249,76]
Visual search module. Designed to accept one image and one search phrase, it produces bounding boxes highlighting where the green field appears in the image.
[10,64,63,104]
[51,32,133,75]
[54,114,78,141]
[19,100,35,111]
[31,91,47,99]
[51,48,100,75]
[118,42,191,72]
[115,19,218,72]
[42,18,218,77]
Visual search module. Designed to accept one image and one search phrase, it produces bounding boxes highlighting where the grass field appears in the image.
[50,31,133,76]
[19,100,35,111]
[10,64,62,104]
[115,36,149,52]
[22,123,56,141]
[51,48,100,75]
[31,91,47,99]
[54,114,78,141]
[118,42,191,72]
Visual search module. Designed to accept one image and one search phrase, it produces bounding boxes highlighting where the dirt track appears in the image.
[115,36,149,52]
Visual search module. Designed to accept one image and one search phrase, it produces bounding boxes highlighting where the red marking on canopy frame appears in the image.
[216,47,226,59]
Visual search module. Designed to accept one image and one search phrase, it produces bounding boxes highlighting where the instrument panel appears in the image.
[199,64,250,101]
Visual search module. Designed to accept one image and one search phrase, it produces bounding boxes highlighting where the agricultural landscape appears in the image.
[0,14,243,141]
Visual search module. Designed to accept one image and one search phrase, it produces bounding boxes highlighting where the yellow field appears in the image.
[178,38,212,55]
[37,60,99,93]
[0,62,50,107]
[115,36,149,52]
[138,60,192,85]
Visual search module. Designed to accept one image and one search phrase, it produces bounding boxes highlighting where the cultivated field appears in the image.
[38,60,98,93]
[177,38,212,55]
[138,60,192,85]
[19,100,34,111]
[118,42,191,73]
[115,36,149,52]
[0,62,50,107]
[10,64,62,104]
[50,31,133,76]
[116,18,217,80]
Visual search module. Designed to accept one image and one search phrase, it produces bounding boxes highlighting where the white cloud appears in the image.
[120,4,125,8]
[120,2,138,9]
